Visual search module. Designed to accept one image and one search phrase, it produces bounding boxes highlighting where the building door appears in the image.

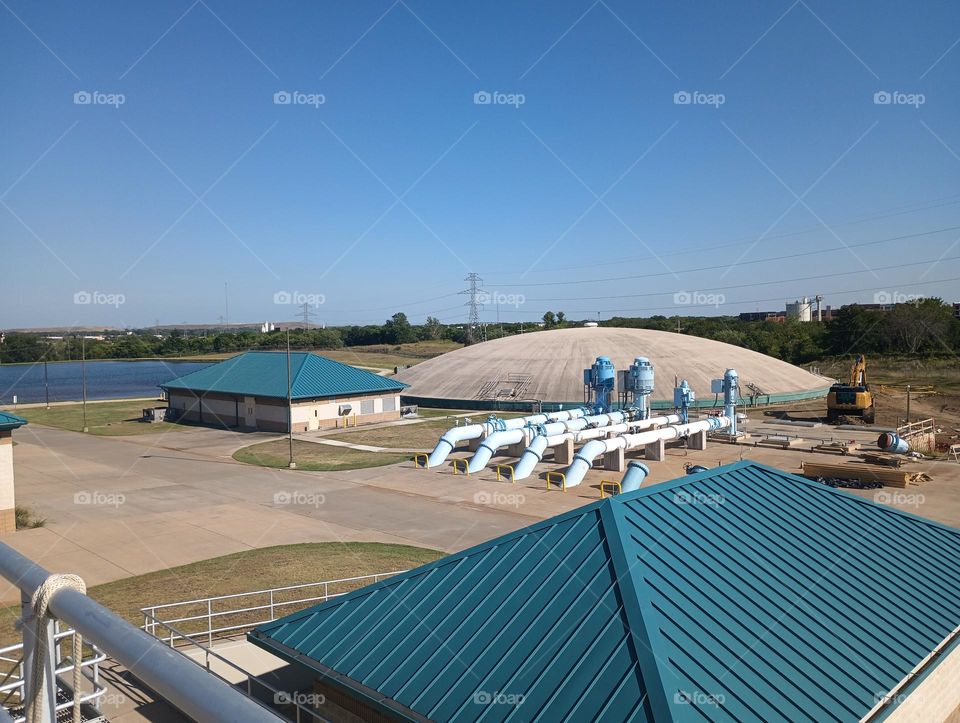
[243,396,257,428]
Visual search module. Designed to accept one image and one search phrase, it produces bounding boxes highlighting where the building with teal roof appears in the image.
[250,461,960,722]
[161,351,407,431]
[0,411,26,534]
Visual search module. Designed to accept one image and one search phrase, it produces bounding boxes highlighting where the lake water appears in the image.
[0,360,215,404]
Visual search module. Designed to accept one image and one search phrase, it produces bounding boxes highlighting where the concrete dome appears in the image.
[397,327,831,411]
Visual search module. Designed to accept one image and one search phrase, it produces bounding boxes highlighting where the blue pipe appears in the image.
[620,461,649,492]
[877,432,909,454]
[513,434,548,479]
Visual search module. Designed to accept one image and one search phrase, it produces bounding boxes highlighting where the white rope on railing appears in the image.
[26,574,86,723]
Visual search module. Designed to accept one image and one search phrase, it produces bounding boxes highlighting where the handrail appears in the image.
[546,471,566,492]
[0,541,279,723]
[141,612,328,723]
[494,464,515,483]
[600,480,622,498]
[413,453,429,468]
[451,459,469,476]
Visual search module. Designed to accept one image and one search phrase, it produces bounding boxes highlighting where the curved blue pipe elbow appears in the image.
[514,435,547,480]
[621,462,649,493]
[565,439,607,489]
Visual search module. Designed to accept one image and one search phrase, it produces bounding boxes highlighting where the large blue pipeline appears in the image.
[877,433,910,454]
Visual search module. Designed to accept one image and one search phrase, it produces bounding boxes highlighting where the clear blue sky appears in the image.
[2,0,959,328]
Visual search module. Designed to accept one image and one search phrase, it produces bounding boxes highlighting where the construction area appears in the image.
[0,328,959,723]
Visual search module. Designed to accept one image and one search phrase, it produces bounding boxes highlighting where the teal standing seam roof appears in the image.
[0,411,28,431]
[249,461,960,722]
[160,351,406,400]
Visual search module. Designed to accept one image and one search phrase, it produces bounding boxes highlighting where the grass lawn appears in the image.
[10,400,184,436]
[234,439,409,470]
[327,418,460,449]
[0,542,443,648]
[317,340,461,371]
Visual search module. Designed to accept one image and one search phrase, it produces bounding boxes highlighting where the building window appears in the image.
[360,400,375,415]
[383,396,396,412]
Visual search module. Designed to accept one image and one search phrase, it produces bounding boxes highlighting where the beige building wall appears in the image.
[881,638,960,722]
[0,432,16,534]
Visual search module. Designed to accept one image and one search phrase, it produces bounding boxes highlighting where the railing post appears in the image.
[208,599,213,647]
[324,582,328,601]
[21,589,56,723]
[269,590,275,621]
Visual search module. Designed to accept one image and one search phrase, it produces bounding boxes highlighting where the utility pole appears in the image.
[81,336,88,433]
[43,359,49,409]
[675,317,684,334]
[460,273,486,344]
[286,329,295,469]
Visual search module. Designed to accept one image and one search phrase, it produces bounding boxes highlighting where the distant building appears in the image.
[0,411,27,534]
[786,297,814,321]
[161,351,407,432]
[738,311,785,322]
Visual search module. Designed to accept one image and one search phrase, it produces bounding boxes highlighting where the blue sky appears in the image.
[2,0,959,328]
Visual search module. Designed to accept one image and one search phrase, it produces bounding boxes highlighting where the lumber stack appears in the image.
[801,461,929,488]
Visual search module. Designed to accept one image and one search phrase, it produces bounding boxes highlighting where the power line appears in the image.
[460,273,486,342]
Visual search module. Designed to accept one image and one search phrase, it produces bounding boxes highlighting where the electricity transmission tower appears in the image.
[460,273,486,343]
[299,302,317,328]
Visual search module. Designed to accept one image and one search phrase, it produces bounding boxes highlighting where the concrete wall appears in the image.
[883,638,960,722]
[167,391,402,432]
[0,432,16,534]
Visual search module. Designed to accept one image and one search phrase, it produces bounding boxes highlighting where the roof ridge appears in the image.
[599,500,676,722]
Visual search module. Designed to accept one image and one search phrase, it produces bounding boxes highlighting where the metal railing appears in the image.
[0,541,280,722]
[0,623,106,723]
[142,572,407,648]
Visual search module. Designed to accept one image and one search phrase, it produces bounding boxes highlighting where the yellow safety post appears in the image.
[413,454,429,469]
[546,471,566,492]
[452,459,469,476]
[495,465,515,483]
[600,480,622,498]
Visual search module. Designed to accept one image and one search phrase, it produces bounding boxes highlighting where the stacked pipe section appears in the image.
[423,408,588,468]
[467,410,628,474]
[512,412,681,480]
[562,415,733,490]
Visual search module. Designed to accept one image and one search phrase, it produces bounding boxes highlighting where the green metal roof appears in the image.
[160,351,406,400]
[249,461,960,722]
[0,411,28,431]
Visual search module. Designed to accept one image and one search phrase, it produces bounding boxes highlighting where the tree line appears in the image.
[1,300,957,366]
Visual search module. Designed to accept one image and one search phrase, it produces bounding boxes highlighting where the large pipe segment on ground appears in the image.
[511,413,682,480]
[466,411,631,473]
[562,416,732,489]
[424,408,589,468]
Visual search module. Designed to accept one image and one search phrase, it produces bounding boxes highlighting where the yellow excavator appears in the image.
[826,354,875,424]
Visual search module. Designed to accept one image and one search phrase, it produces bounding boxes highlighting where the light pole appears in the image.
[286,330,295,469]
[81,336,88,433]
